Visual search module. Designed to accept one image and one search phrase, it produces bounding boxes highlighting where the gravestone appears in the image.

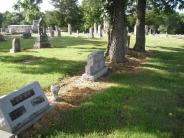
[98,25,103,38]
[50,30,54,37]
[89,27,94,39]
[0,33,5,41]
[33,18,51,48]
[134,24,136,35]
[10,38,21,53]
[145,25,148,35]
[54,26,61,37]
[82,51,108,81]
[94,23,97,34]
[32,20,39,33]
[0,82,53,135]
[68,24,72,35]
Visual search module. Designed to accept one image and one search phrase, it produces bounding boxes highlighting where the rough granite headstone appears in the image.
[82,51,108,81]
[0,82,53,135]
[10,38,21,53]
[33,18,51,48]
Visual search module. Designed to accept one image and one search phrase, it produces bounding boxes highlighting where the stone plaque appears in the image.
[0,82,52,134]
[82,51,108,81]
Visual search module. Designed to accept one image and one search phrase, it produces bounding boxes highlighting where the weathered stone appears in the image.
[50,84,60,101]
[33,18,51,48]
[145,25,149,35]
[10,38,21,53]
[134,24,136,35]
[0,82,53,135]
[94,23,97,34]
[89,28,94,39]
[8,25,31,34]
[32,20,39,33]
[98,25,103,37]
[68,24,72,35]
[82,51,108,81]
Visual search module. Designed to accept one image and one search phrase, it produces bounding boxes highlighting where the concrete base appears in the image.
[82,67,108,81]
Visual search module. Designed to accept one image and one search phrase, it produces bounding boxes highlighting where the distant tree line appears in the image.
[0,0,184,63]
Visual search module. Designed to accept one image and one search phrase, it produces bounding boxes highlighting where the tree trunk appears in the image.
[133,0,146,52]
[105,27,112,58]
[109,0,127,63]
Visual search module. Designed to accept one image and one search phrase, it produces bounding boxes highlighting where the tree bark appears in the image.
[109,0,127,63]
[133,0,146,52]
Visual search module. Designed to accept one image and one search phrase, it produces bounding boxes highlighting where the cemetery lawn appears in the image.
[0,35,184,138]
[0,35,106,95]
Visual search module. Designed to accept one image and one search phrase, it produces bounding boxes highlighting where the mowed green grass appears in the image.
[0,35,106,95]
[0,35,184,138]
[41,36,184,138]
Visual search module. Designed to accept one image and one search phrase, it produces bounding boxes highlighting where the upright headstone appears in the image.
[134,24,137,35]
[89,28,94,39]
[76,30,79,37]
[68,24,72,35]
[54,26,61,37]
[149,28,152,35]
[0,82,53,134]
[94,23,97,34]
[10,38,21,53]
[33,18,51,48]
[145,25,148,35]
[82,51,108,81]
[32,20,39,33]
[98,25,103,38]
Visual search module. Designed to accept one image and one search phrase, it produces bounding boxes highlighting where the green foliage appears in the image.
[82,0,103,29]
[50,0,82,30]
[32,36,184,138]
[13,0,42,23]
[44,11,60,27]
[1,12,24,28]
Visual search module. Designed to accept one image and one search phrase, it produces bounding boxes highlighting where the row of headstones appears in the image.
[134,25,155,35]
[67,23,103,38]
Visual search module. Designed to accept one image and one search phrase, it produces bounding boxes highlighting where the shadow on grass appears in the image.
[41,45,184,138]
[0,55,85,76]
[50,36,106,49]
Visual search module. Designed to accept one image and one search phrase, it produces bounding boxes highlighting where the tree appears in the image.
[103,0,128,63]
[50,0,82,31]
[133,0,147,52]
[13,0,42,23]
[82,0,103,29]
[0,13,3,28]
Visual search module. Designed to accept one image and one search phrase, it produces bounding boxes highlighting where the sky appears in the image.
[0,0,83,13]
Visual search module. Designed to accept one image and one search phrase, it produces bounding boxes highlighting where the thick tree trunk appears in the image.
[109,0,127,63]
[133,0,146,52]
